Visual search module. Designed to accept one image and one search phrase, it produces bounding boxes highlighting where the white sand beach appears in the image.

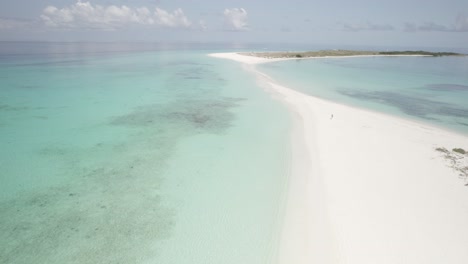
[210,53,468,264]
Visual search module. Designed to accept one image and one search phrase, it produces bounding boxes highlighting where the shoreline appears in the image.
[210,52,468,263]
[239,49,465,59]
[210,52,437,65]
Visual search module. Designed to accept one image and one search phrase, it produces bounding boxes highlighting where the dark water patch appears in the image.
[340,90,468,119]
[5,59,92,68]
[0,104,30,112]
[32,116,48,120]
[175,66,206,79]
[172,63,224,84]
[423,83,468,92]
[111,97,244,134]
[15,85,42,90]
[458,122,468,127]
[2,139,175,263]
[0,167,174,263]
[164,61,211,67]
[11,95,247,263]
[38,146,70,156]
[0,104,47,112]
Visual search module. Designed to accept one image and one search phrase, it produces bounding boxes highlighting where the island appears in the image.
[240,50,465,59]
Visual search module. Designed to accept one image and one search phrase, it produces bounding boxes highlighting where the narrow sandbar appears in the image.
[210,52,468,264]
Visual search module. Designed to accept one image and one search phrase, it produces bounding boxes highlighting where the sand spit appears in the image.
[210,52,468,264]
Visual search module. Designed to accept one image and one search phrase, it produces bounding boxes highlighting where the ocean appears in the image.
[258,55,468,135]
[1,42,467,263]
[0,42,290,263]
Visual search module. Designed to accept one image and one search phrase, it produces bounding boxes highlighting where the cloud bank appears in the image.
[455,14,468,31]
[341,22,394,32]
[223,8,249,31]
[405,14,468,32]
[0,17,34,30]
[40,1,191,30]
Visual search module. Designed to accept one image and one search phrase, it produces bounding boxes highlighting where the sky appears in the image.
[0,0,467,48]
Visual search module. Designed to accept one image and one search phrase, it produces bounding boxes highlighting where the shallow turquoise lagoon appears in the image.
[258,56,468,134]
[2,42,467,263]
[0,43,290,263]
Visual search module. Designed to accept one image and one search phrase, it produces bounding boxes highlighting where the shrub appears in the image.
[453,148,466,155]
[436,147,449,153]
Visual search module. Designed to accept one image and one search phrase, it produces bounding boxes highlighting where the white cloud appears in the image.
[341,22,394,32]
[403,22,418,32]
[198,20,207,31]
[455,14,468,31]
[404,14,468,33]
[40,1,191,30]
[418,22,450,32]
[280,26,292,32]
[404,21,451,32]
[223,8,248,31]
[0,17,34,30]
[154,7,191,28]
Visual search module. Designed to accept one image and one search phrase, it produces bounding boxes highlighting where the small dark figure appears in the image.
[330,114,334,120]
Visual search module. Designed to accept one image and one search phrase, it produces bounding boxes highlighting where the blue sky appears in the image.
[0,0,467,48]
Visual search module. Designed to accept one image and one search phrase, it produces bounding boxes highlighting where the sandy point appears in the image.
[211,52,468,264]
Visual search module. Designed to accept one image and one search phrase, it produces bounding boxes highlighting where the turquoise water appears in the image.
[258,56,468,134]
[0,43,290,263]
[3,42,467,263]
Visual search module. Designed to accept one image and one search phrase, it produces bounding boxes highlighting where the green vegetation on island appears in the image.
[379,50,462,56]
[453,148,467,155]
[436,147,468,186]
[242,50,465,59]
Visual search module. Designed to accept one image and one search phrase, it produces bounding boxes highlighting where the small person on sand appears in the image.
[330,114,334,120]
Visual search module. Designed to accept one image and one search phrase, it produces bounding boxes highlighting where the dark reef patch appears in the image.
[423,83,468,92]
[340,90,468,119]
[111,97,245,134]
[0,55,245,263]
[7,94,246,262]
[0,104,30,112]
[1,147,174,263]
